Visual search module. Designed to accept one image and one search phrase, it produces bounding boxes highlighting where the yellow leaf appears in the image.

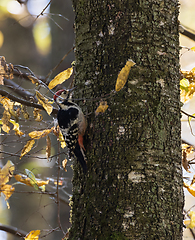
[191,67,195,74]
[184,182,195,197]
[46,135,51,159]
[0,160,15,186]
[188,211,195,229]
[25,230,41,240]
[48,67,73,89]
[0,58,5,85]
[2,109,11,133]
[59,130,66,148]
[14,174,32,187]
[62,159,68,172]
[33,108,43,122]
[14,173,49,190]
[115,59,136,92]
[0,96,14,111]
[95,101,108,115]
[36,91,53,115]
[191,47,195,52]
[20,140,35,159]
[188,82,195,97]
[188,113,195,123]
[21,105,29,119]
[9,119,24,137]
[184,219,191,227]
[28,75,39,85]
[0,56,13,80]
[0,75,3,85]
[1,184,15,200]
[29,128,53,139]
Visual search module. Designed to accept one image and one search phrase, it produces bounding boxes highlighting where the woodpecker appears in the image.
[54,89,87,173]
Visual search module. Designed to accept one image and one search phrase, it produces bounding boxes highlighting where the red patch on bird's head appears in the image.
[53,89,65,101]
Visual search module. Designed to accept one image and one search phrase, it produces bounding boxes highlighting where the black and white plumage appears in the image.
[54,89,87,173]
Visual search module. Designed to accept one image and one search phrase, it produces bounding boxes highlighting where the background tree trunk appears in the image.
[69,0,183,239]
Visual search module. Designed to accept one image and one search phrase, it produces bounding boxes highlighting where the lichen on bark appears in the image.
[69,0,183,239]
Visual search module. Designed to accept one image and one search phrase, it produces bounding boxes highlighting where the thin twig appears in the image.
[4,78,36,101]
[0,150,66,160]
[45,47,75,82]
[181,109,195,119]
[13,65,55,95]
[0,89,58,116]
[41,227,60,238]
[34,0,53,21]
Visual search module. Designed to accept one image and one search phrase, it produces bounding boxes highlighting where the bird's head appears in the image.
[54,88,75,104]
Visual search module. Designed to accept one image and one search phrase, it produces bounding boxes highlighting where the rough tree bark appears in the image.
[69,0,183,239]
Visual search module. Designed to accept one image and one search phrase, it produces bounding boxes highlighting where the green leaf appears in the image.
[25,169,39,190]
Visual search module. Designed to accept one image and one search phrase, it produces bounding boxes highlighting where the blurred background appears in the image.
[0,0,75,239]
[1,0,195,239]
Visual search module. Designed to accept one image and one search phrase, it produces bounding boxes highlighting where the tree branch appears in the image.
[0,224,27,238]
[180,24,195,42]
[181,109,195,119]
[0,89,58,116]
[4,78,36,101]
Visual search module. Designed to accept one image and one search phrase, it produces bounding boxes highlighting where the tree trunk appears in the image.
[69,0,183,239]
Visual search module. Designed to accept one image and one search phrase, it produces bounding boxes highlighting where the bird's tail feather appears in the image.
[73,142,87,174]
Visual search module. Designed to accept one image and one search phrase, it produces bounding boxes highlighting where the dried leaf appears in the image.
[28,75,39,85]
[188,211,195,229]
[0,77,3,85]
[46,135,51,159]
[1,184,15,200]
[2,109,11,133]
[29,128,53,139]
[48,67,73,89]
[1,184,15,208]
[184,182,195,197]
[36,91,53,115]
[0,160,15,209]
[25,230,40,240]
[0,96,14,111]
[182,150,190,172]
[115,59,136,92]
[20,140,35,159]
[15,172,49,191]
[62,159,68,172]
[182,144,194,172]
[21,105,29,119]
[9,119,24,137]
[95,101,108,115]
[53,125,59,137]
[0,60,4,85]
[33,108,43,122]
[188,82,195,97]
[59,130,66,148]
[53,125,66,148]
[184,219,191,227]
[0,160,15,186]
[0,56,13,80]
